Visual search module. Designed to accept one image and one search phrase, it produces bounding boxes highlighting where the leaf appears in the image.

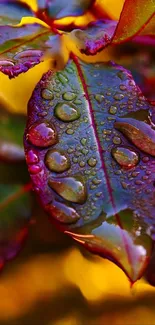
[69,19,117,55]
[37,0,95,20]
[0,0,34,25]
[112,0,155,43]
[0,23,67,78]
[24,57,155,282]
[0,182,31,266]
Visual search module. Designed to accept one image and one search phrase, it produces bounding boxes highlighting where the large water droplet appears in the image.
[54,103,80,122]
[45,149,70,173]
[48,176,87,204]
[27,121,57,148]
[46,200,80,224]
[94,94,105,103]
[62,92,76,101]
[113,93,124,101]
[114,117,155,156]
[111,147,139,169]
[57,72,68,84]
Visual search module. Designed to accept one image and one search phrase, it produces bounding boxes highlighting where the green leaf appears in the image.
[24,57,154,282]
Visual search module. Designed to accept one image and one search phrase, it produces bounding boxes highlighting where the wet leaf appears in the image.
[69,19,117,55]
[0,23,66,78]
[0,105,25,162]
[0,182,31,267]
[37,0,95,20]
[0,0,34,25]
[24,57,155,282]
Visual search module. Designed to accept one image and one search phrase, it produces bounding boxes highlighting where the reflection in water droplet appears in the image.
[45,149,70,173]
[111,147,139,169]
[0,60,14,66]
[27,121,57,147]
[88,157,97,167]
[46,200,80,224]
[54,103,80,122]
[109,106,117,115]
[113,136,122,145]
[115,117,155,156]
[48,176,87,204]
[62,92,76,101]
[41,88,54,100]
[26,149,39,164]
[94,94,105,103]
[114,93,124,101]
[28,164,42,174]
[57,72,68,84]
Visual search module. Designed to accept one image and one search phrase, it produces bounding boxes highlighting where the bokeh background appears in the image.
[0,0,155,324]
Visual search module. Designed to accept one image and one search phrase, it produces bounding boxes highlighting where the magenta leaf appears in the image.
[69,19,117,55]
[0,0,34,25]
[0,183,31,267]
[24,57,155,282]
[37,0,95,20]
[0,23,58,78]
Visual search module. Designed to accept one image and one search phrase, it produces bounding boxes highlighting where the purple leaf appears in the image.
[69,20,117,55]
[0,0,34,25]
[37,0,95,20]
[24,57,155,283]
[0,23,65,78]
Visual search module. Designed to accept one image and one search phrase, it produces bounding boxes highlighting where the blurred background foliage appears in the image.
[0,0,155,324]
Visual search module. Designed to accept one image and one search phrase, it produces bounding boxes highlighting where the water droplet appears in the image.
[74,99,82,105]
[45,149,70,173]
[66,129,74,135]
[28,164,42,175]
[62,92,76,101]
[46,200,80,224]
[114,93,124,101]
[0,60,14,66]
[111,147,139,169]
[114,117,155,156]
[54,103,80,122]
[142,156,149,163]
[27,121,57,147]
[57,72,68,84]
[109,106,117,115]
[41,88,54,100]
[81,138,87,146]
[119,85,127,91]
[26,149,39,164]
[94,94,105,103]
[79,161,86,167]
[88,157,97,167]
[117,71,128,80]
[112,136,122,145]
[14,50,42,60]
[48,176,87,204]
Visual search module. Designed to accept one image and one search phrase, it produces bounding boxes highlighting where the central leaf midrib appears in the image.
[72,54,133,277]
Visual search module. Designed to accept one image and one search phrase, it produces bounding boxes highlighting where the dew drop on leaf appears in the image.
[45,149,70,173]
[41,88,54,100]
[62,92,76,101]
[54,103,80,122]
[46,200,80,224]
[48,176,87,204]
[26,121,58,147]
[114,117,155,156]
[111,147,140,169]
